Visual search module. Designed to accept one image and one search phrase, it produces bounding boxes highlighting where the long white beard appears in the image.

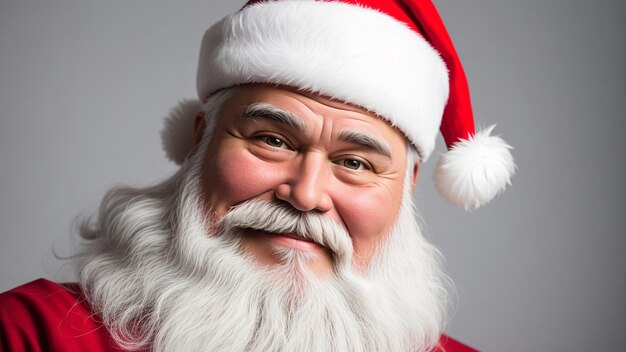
[77,110,450,352]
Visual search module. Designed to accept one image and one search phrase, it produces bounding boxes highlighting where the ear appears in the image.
[189,111,206,158]
[410,161,420,192]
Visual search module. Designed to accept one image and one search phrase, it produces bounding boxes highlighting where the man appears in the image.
[0,1,515,351]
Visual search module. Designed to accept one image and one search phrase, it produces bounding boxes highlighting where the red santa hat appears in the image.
[162,0,515,210]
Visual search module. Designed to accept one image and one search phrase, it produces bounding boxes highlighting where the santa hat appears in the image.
[162,0,515,210]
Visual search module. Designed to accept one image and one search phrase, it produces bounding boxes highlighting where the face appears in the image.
[197,85,414,275]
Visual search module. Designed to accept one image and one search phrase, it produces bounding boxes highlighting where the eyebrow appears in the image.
[242,103,305,130]
[242,103,392,158]
[338,130,392,158]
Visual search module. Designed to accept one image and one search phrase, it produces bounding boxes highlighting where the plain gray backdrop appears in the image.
[1,1,625,351]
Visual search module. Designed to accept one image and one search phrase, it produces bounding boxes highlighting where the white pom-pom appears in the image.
[434,125,516,210]
[161,99,203,165]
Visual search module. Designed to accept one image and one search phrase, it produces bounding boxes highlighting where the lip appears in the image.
[268,232,323,251]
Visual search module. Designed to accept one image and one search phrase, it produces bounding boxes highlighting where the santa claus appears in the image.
[0,1,515,351]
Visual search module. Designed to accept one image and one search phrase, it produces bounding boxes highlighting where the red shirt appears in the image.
[0,279,478,351]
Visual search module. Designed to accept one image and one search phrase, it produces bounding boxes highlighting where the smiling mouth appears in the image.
[246,229,324,252]
[276,232,312,242]
[271,232,324,251]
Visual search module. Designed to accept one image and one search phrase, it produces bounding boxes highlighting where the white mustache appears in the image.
[220,200,353,263]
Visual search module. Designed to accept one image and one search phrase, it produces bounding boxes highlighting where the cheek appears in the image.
[201,146,283,217]
[337,186,403,255]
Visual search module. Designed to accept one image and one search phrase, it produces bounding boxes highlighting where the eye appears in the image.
[338,158,369,171]
[261,135,287,148]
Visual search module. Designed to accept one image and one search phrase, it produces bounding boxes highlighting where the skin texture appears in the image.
[194,85,417,274]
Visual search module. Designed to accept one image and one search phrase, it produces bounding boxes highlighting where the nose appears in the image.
[275,153,333,213]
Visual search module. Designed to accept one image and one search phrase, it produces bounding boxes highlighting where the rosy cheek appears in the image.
[337,188,401,256]
[204,147,283,216]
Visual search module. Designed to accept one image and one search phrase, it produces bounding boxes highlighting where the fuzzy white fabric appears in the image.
[196,0,448,161]
[434,125,516,210]
[161,99,202,164]
[77,90,451,351]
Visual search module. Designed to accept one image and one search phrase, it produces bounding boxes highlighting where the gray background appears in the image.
[1,1,624,351]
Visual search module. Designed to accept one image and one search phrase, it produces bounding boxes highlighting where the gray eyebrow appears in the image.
[242,104,391,157]
[338,130,392,158]
[242,103,305,130]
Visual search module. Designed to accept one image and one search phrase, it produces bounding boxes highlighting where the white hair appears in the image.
[76,88,451,352]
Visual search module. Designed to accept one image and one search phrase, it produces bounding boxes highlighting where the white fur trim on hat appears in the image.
[161,99,202,164]
[196,0,448,161]
[434,125,516,210]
